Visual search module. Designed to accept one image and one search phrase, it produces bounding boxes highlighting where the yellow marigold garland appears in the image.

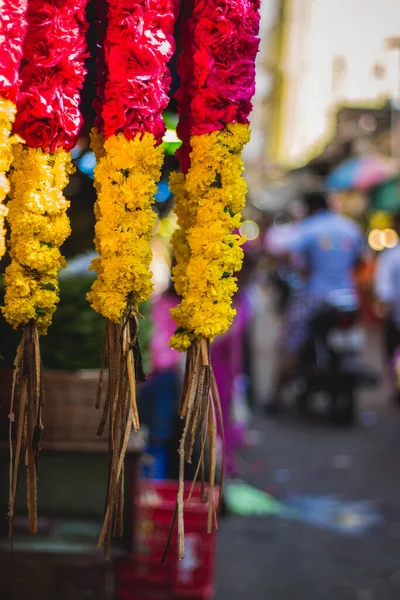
[88,132,163,323]
[2,145,73,333]
[0,98,17,259]
[170,122,250,351]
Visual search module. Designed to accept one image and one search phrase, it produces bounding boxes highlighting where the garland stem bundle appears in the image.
[8,321,43,537]
[96,317,146,555]
[176,339,224,558]
[169,0,260,557]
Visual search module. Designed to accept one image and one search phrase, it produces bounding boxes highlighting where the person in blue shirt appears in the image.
[266,190,364,413]
[375,215,400,401]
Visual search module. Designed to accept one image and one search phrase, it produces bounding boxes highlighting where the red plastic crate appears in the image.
[116,588,213,600]
[116,481,218,600]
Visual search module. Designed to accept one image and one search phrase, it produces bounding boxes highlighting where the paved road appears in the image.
[215,328,400,600]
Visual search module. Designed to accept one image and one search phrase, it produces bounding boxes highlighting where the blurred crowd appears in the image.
[143,176,400,478]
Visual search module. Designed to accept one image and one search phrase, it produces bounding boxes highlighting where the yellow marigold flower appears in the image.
[169,330,193,352]
[0,97,17,259]
[88,132,163,323]
[170,123,251,351]
[2,145,72,334]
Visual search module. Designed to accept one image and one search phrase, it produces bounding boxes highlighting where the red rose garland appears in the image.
[170,0,260,557]
[0,0,28,259]
[175,0,259,171]
[88,0,176,554]
[3,0,88,536]
[14,0,87,150]
[101,0,175,143]
[0,0,27,103]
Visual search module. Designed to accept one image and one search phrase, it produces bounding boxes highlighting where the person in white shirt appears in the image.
[375,236,400,363]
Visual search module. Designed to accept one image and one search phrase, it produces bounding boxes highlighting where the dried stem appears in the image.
[169,337,225,560]
[97,316,143,556]
[8,321,44,544]
[207,392,217,534]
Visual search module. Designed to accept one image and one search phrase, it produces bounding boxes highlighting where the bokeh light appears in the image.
[368,229,385,251]
[240,220,260,241]
[382,228,399,249]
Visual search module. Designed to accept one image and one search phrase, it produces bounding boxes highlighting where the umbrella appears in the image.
[327,156,397,191]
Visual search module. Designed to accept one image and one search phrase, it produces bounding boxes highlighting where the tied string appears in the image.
[9,320,44,549]
[163,338,225,561]
[96,312,145,557]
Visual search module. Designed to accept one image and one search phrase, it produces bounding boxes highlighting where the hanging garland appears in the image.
[88,0,176,555]
[2,0,88,537]
[0,1,28,259]
[170,0,260,558]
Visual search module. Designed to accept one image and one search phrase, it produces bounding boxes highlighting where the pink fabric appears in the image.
[212,292,251,476]
[151,294,181,372]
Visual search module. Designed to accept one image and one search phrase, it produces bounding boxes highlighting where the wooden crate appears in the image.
[0,550,114,600]
[0,368,109,444]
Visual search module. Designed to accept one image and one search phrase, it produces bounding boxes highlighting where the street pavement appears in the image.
[215,327,400,600]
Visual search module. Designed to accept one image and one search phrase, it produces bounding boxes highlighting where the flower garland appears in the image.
[3,0,87,536]
[0,1,28,259]
[88,0,176,554]
[169,0,260,558]
[171,0,260,350]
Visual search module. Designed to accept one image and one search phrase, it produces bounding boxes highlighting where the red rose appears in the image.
[24,3,87,68]
[102,96,128,137]
[106,8,143,46]
[191,88,236,133]
[124,113,166,144]
[107,44,163,82]
[0,0,27,100]
[243,0,261,36]
[25,28,86,68]
[192,45,213,87]
[19,65,51,91]
[26,2,60,30]
[14,111,66,151]
[193,17,233,48]
[147,0,177,14]
[208,59,256,102]
[0,45,21,99]
[237,99,253,124]
[143,10,175,39]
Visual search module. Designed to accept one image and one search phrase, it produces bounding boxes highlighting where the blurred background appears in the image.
[2,0,400,599]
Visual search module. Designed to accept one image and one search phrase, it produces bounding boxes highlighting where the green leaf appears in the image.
[40,282,57,292]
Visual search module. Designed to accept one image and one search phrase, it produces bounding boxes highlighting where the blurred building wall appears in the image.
[276,0,400,167]
[244,0,287,209]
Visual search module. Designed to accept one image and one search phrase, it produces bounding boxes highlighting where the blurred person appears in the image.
[375,216,400,399]
[265,211,306,314]
[212,254,254,476]
[266,190,365,413]
[139,282,183,478]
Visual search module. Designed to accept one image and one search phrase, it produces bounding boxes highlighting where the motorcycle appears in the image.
[296,292,378,425]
